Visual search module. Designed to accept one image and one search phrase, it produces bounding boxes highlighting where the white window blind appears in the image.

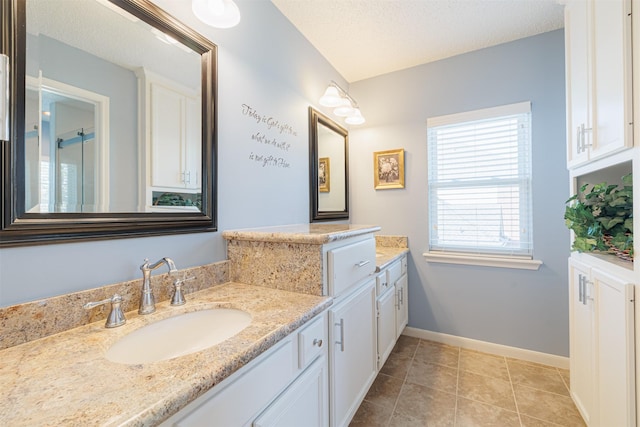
[427,102,533,258]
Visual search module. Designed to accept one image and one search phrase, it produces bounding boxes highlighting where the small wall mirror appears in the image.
[309,107,349,221]
[1,0,217,246]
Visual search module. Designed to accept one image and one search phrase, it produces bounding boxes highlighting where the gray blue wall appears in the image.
[0,2,569,357]
[349,29,570,356]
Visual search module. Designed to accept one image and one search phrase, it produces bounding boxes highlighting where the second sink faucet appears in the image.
[139,257,178,315]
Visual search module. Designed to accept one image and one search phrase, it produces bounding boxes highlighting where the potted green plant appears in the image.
[564,173,633,261]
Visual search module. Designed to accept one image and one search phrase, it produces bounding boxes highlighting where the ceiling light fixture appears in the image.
[192,0,241,28]
[318,81,366,125]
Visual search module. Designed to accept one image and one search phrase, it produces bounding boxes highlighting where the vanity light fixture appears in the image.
[192,0,241,28]
[319,81,366,125]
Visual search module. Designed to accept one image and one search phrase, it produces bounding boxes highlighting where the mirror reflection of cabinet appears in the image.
[309,107,349,222]
[138,69,202,211]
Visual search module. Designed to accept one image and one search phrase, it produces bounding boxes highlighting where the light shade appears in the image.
[192,0,241,28]
[345,108,366,125]
[333,98,354,117]
[319,85,342,107]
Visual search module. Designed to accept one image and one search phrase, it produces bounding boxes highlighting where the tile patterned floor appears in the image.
[350,336,586,427]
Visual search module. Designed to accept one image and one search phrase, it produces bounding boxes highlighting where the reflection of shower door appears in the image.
[55,126,96,212]
[24,75,110,213]
[52,100,96,212]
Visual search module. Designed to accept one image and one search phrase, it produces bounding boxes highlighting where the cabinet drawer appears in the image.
[376,271,391,296]
[386,260,402,285]
[401,256,407,275]
[298,313,327,369]
[327,238,376,296]
[166,338,297,427]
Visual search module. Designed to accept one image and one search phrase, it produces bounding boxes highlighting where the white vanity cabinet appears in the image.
[565,0,633,168]
[375,255,409,370]
[390,256,409,337]
[376,271,397,370]
[328,278,377,427]
[160,312,328,427]
[222,225,382,427]
[568,257,636,426]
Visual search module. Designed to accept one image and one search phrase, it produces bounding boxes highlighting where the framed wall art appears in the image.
[319,157,330,192]
[374,149,405,189]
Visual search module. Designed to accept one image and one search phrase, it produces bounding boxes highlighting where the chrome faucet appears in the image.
[139,257,178,314]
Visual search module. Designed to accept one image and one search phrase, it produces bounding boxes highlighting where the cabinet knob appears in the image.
[313,338,323,347]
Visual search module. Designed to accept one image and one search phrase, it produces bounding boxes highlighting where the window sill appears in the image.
[423,251,543,270]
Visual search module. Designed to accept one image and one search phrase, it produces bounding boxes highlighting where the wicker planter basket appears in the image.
[603,234,634,262]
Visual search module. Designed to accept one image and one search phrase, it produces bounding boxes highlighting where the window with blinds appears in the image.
[427,102,533,258]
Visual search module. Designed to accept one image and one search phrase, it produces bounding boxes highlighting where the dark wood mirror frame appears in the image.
[309,106,349,222]
[0,0,217,247]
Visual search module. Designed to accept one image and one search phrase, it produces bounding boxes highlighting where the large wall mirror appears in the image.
[1,0,217,246]
[309,107,349,222]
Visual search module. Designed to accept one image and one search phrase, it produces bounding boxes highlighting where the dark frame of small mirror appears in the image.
[308,106,349,222]
[0,0,217,247]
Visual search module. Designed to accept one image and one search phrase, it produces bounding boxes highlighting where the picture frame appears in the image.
[319,157,330,192]
[373,149,405,189]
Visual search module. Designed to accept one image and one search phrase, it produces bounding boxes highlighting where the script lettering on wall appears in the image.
[241,104,297,168]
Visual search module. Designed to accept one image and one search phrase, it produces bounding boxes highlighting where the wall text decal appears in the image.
[241,104,297,168]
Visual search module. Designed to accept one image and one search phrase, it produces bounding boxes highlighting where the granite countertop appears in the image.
[375,246,410,271]
[0,283,332,427]
[222,223,381,244]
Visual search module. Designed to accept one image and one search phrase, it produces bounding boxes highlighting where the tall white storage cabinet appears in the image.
[136,69,202,211]
[564,1,637,425]
[568,257,635,426]
[565,0,633,168]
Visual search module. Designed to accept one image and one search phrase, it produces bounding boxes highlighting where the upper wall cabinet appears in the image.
[565,0,633,169]
[138,69,202,212]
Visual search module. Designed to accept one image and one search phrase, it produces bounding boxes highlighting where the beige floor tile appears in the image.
[455,396,520,427]
[457,370,517,412]
[349,399,392,427]
[557,368,570,391]
[459,349,510,381]
[351,340,585,427]
[507,359,569,396]
[393,382,456,426]
[514,384,586,426]
[388,411,427,427]
[413,340,460,368]
[392,335,420,358]
[406,358,458,394]
[519,414,571,427]
[380,351,413,380]
[364,373,404,410]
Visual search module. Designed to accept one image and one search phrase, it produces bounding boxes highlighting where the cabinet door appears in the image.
[395,274,408,338]
[590,0,633,160]
[150,83,185,188]
[184,95,201,190]
[329,279,377,427]
[377,287,396,370]
[592,268,635,427]
[565,0,591,168]
[253,357,328,427]
[568,258,595,424]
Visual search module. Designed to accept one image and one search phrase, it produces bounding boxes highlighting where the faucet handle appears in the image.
[84,294,126,328]
[170,276,195,306]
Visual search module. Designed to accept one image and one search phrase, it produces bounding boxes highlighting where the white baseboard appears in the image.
[402,327,569,370]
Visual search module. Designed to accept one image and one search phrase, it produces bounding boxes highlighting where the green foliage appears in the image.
[564,173,633,259]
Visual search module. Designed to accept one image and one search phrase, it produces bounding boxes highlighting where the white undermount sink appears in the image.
[105,308,252,364]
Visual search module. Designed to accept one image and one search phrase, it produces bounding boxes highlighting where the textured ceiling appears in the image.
[271,0,565,82]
